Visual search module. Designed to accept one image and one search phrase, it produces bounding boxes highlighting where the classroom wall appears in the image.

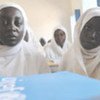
[82,0,97,13]
[71,0,82,14]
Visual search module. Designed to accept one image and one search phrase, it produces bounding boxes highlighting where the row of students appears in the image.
[44,7,100,80]
[0,3,100,80]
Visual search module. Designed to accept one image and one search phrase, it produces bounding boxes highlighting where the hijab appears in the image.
[60,8,100,78]
[44,26,70,64]
[0,3,50,76]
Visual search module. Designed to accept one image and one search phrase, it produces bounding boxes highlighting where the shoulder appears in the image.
[22,41,44,58]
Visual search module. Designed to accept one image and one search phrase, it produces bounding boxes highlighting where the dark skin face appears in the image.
[0,7,24,46]
[54,29,66,48]
[40,38,46,46]
[80,17,100,50]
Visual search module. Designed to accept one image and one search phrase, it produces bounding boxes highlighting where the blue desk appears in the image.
[0,71,100,100]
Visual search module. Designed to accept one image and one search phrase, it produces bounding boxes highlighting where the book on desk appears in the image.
[0,71,100,100]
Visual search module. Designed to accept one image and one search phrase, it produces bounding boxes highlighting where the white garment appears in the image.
[0,3,50,76]
[0,41,50,76]
[44,26,70,64]
[26,26,46,57]
[60,8,100,80]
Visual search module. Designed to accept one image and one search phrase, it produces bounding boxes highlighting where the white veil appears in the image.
[60,7,100,77]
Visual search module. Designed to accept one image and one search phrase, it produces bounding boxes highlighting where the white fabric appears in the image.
[0,3,50,76]
[60,8,100,79]
[26,26,46,57]
[25,26,40,48]
[44,26,70,64]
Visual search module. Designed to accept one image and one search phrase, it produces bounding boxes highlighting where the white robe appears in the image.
[44,39,69,64]
[60,8,100,80]
[0,41,50,76]
[44,26,70,72]
[0,3,50,76]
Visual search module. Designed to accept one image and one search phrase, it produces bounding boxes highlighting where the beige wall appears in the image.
[82,0,97,13]
[71,0,82,14]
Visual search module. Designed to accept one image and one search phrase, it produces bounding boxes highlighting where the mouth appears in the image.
[9,36,17,40]
[5,35,17,41]
[5,32,18,39]
[86,39,96,44]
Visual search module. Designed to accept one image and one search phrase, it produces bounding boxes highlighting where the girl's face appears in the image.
[54,29,66,48]
[0,7,24,46]
[80,17,100,50]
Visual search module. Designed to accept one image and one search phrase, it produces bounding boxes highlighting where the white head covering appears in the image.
[44,26,70,64]
[0,3,50,76]
[60,8,100,79]
[0,3,27,57]
[0,3,39,49]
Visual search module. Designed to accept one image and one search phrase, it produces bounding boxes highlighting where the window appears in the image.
[75,9,80,21]
[97,0,100,6]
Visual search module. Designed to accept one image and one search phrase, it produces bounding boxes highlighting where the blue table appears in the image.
[0,71,100,100]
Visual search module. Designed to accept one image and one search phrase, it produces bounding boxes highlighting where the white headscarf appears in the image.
[0,3,50,76]
[0,3,27,57]
[44,26,70,64]
[60,8,100,79]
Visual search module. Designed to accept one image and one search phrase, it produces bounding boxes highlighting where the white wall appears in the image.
[70,0,82,41]
[71,0,82,13]
[82,0,97,13]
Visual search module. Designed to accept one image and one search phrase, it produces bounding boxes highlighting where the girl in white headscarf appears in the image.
[60,8,100,80]
[0,3,50,76]
[44,26,70,72]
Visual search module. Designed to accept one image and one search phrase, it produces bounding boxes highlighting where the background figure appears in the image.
[24,25,42,50]
[39,37,46,46]
[48,39,51,43]
[60,8,100,80]
[44,26,70,72]
[24,31,29,42]
[0,3,50,77]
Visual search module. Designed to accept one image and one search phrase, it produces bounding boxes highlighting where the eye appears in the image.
[85,26,90,30]
[3,20,7,25]
[0,18,8,25]
[92,32,96,38]
[14,18,23,27]
[1,17,9,25]
[15,21,21,27]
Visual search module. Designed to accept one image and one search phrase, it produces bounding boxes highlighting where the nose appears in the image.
[95,31,100,43]
[6,21,19,37]
[92,32,96,39]
[7,20,17,30]
[7,25,15,31]
[88,31,96,40]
